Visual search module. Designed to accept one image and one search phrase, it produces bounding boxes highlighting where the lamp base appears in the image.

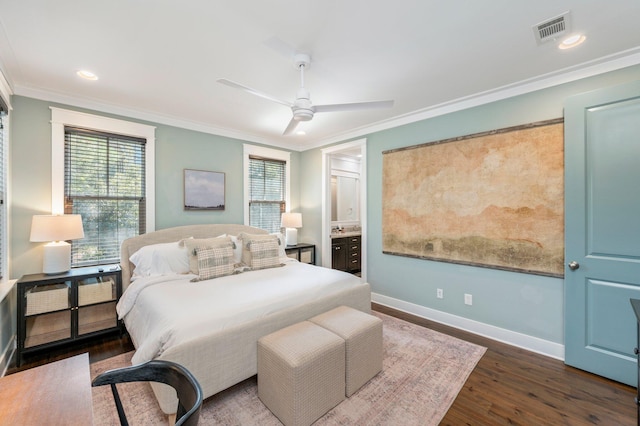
[42,241,72,274]
[285,228,298,246]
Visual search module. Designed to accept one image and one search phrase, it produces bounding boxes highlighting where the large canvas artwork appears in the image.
[382,119,564,277]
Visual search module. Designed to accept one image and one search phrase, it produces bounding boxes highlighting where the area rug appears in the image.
[91,312,486,425]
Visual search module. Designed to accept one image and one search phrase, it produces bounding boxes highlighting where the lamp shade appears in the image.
[30,215,85,274]
[281,212,302,229]
[30,214,85,242]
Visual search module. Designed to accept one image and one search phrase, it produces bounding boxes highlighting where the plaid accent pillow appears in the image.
[191,245,235,282]
[238,233,281,266]
[184,236,234,274]
[248,238,282,270]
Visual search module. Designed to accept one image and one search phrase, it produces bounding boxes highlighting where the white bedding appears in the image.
[117,259,364,365]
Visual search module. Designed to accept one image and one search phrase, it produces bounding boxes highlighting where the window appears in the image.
[244,145,290,233]
[0,99,7,279]
[249,156,286,232]
[51,108,155,266]
[64,127,146,266]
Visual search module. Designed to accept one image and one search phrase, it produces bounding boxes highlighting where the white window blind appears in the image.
[248,156,286,233]
[0,105,6,279]
[64,126,146,266]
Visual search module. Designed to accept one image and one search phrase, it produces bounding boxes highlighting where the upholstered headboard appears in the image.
[119,224,267,289]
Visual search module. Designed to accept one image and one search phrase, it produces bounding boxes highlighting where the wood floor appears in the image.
[7,304,636,425]
[372,304,636,426]
[6,331,134,375]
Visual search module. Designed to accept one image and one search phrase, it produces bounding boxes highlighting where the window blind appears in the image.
[248,156,286,233]
[64,126,146,266]
[0,108,6,279]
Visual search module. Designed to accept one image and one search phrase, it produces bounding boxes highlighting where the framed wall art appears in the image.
[184,169,225,210]
[382,118,564,277]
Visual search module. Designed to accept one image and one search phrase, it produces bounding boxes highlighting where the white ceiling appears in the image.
[0,1,639,151]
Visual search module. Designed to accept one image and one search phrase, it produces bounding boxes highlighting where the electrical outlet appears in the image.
[436,288,443,299]
[464,293,473,305]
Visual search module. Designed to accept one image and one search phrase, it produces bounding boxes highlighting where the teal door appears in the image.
[564,80,640,386]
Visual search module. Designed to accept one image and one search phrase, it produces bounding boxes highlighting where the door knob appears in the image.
[568,261,580,271]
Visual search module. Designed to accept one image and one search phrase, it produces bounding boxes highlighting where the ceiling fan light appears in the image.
[293,109,314,121]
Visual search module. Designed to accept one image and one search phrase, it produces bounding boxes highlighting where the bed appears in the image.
[118,224,371,414]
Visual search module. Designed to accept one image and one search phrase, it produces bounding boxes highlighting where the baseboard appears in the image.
[0,337,16,377]
[372,292,565,361]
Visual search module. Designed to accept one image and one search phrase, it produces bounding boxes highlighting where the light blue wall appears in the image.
[9,96,300,280]
[301,64,640,345]
[299,148,324,252]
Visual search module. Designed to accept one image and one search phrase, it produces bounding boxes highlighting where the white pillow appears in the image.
[228,235,243,264]
[130,241,190,277]
[270,232,288,259]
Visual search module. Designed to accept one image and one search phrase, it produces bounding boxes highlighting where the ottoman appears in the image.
[310,305,383,396]
[257,321,345,426]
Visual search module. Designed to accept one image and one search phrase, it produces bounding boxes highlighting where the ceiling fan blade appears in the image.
[217,79,292,108]
[313,100,394,113]
[283,117,300,135]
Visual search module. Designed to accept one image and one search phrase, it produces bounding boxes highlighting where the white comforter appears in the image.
[117,260,363,365]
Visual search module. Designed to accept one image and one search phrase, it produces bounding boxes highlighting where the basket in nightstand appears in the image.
[25,283,69,316]
[78,279,113,305]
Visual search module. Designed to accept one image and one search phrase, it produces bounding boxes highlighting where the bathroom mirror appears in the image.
[331,175,360,222]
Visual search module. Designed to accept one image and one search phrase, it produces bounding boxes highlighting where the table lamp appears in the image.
[30,214,85,274]
[281,212,302,246]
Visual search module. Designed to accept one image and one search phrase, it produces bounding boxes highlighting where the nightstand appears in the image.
[285,243,316,265]
[16,265,122,367]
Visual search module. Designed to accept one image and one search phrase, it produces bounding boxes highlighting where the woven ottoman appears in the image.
[310,305,383,397]
[257,321,345,426]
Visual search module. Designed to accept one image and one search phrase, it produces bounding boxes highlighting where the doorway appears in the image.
[321,139,367,282]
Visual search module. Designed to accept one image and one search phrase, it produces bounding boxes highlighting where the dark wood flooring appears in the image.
[373,304,636,426]
[6,331,134,374]
[7,304,636,425]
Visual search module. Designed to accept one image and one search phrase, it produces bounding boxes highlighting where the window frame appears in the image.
[0,107,7,279]
[0,73,10,282]
[243,144,291,229]
[51,107,156,241]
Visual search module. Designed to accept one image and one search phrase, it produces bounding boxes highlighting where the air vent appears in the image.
[533,11,571,45]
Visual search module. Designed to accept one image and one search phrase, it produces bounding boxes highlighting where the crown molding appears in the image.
[304,47,640,151]
[0,69,13,110]
[13,84,297,151]
[10,47,640,153]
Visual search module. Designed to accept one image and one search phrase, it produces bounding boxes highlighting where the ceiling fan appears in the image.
[217,53,394,135]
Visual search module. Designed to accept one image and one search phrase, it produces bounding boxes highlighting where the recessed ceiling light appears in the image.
[76,70,98,80]
[559,34,586,50]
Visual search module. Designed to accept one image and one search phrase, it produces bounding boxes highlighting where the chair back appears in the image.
[92,360,203,426]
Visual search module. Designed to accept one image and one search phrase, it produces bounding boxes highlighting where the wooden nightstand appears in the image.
[285,243,316,265]
[16,265,122,367]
